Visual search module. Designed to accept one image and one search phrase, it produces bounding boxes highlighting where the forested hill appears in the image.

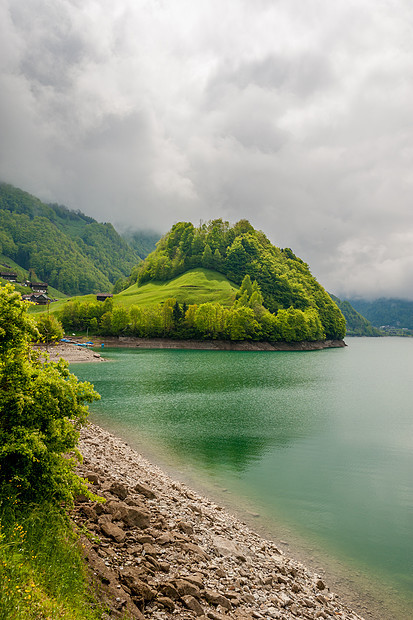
[347,297,413,331]
[330,295,381,336]
[0,182,158,295]
[134,219,346,340]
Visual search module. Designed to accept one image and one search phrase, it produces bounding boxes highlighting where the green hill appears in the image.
[347,297,413,331]
[117,268,238,307]
[0,254,67,298]
[330,295,381,336]
[133,219,345,340]
[0,182,158,295]
[31,219,345,343]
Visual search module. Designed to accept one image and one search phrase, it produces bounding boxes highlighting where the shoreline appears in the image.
[57,336,347,353]
[76,422,364,620]
[96,336,347,351]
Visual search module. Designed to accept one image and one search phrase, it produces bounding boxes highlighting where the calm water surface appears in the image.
[74,338,413,618]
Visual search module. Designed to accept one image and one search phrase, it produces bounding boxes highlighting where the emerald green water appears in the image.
[73,338,413,618]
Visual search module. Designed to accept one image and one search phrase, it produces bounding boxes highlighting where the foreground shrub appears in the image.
[0,283,99,505]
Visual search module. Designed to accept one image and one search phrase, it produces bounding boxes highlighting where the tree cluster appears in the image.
[132,219,346,339]
[59,276,327,343]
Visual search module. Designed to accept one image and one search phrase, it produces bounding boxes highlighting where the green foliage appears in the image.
[34,313,64,344]
[347,297,413,331]
[133,219,346,339]
[0,284,99,506]
[330,295,382,336]
[0,502,103,619]
[0,182,146,295]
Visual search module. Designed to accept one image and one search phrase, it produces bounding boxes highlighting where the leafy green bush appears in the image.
[35,313,64,343]
[0,284,99,506]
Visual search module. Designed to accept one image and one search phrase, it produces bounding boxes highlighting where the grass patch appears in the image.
[0,498,103,620]
[29,268,239,317]
[117,268,239,307]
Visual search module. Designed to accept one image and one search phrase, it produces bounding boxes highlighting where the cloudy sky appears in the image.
[1,0,413,300]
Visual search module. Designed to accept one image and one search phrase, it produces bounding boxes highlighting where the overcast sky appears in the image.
[1,0,413,300]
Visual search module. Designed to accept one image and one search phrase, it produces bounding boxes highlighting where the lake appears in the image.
[73,337,413,619]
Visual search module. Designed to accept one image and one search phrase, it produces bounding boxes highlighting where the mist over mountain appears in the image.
[0,182,157,295]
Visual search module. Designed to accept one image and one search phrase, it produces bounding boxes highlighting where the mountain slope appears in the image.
[347,298,413,330]
[330,295,381,336]
[0,182,155,295]
[134,219,346,340]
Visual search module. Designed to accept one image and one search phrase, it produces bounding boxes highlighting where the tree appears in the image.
[201,244,214,269]
[35,312,64,344]
[0,284,99,506]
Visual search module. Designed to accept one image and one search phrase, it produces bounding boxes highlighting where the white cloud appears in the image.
[1,0,413,298]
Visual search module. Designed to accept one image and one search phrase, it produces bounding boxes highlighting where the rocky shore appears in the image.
[34,343,105,363]
[95,337,347,352]
[74,423,364,620]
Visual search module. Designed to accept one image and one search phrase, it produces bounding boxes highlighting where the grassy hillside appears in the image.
[28,268,238,316]
[0,182,157,295]
[0,254,67,299]
[117,268,238,307]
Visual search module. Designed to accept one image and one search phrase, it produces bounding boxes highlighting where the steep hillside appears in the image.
[330,295,381,336]
[134,219,346,340]
[347,298,413,330]
[0,183,155,295]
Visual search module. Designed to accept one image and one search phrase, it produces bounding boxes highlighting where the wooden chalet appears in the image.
[30,282,48,293]
[96,293,113,302]
[22,293,49,305]
[0,271,18,282]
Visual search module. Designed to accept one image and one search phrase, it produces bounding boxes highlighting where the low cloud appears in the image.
[1,0,413,299]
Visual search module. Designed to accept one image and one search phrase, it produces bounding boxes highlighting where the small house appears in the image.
[0,272,18,282]
[22,293,49,305]
[96,293,113,302]
[30,282,48,293]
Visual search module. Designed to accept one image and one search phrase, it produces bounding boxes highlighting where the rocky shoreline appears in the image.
[95,337,347,352]
[74,423,364,620]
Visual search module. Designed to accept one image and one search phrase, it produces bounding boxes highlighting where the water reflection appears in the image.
[77,348,330,472]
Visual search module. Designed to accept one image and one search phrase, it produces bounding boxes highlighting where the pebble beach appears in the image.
[74,423,366,620]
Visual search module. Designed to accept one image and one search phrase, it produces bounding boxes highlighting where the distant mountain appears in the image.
[121,230,159,259]
[0,182,158,296]
[134,219,346,340]
[330,295,381,336]
[347,298,413,331]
